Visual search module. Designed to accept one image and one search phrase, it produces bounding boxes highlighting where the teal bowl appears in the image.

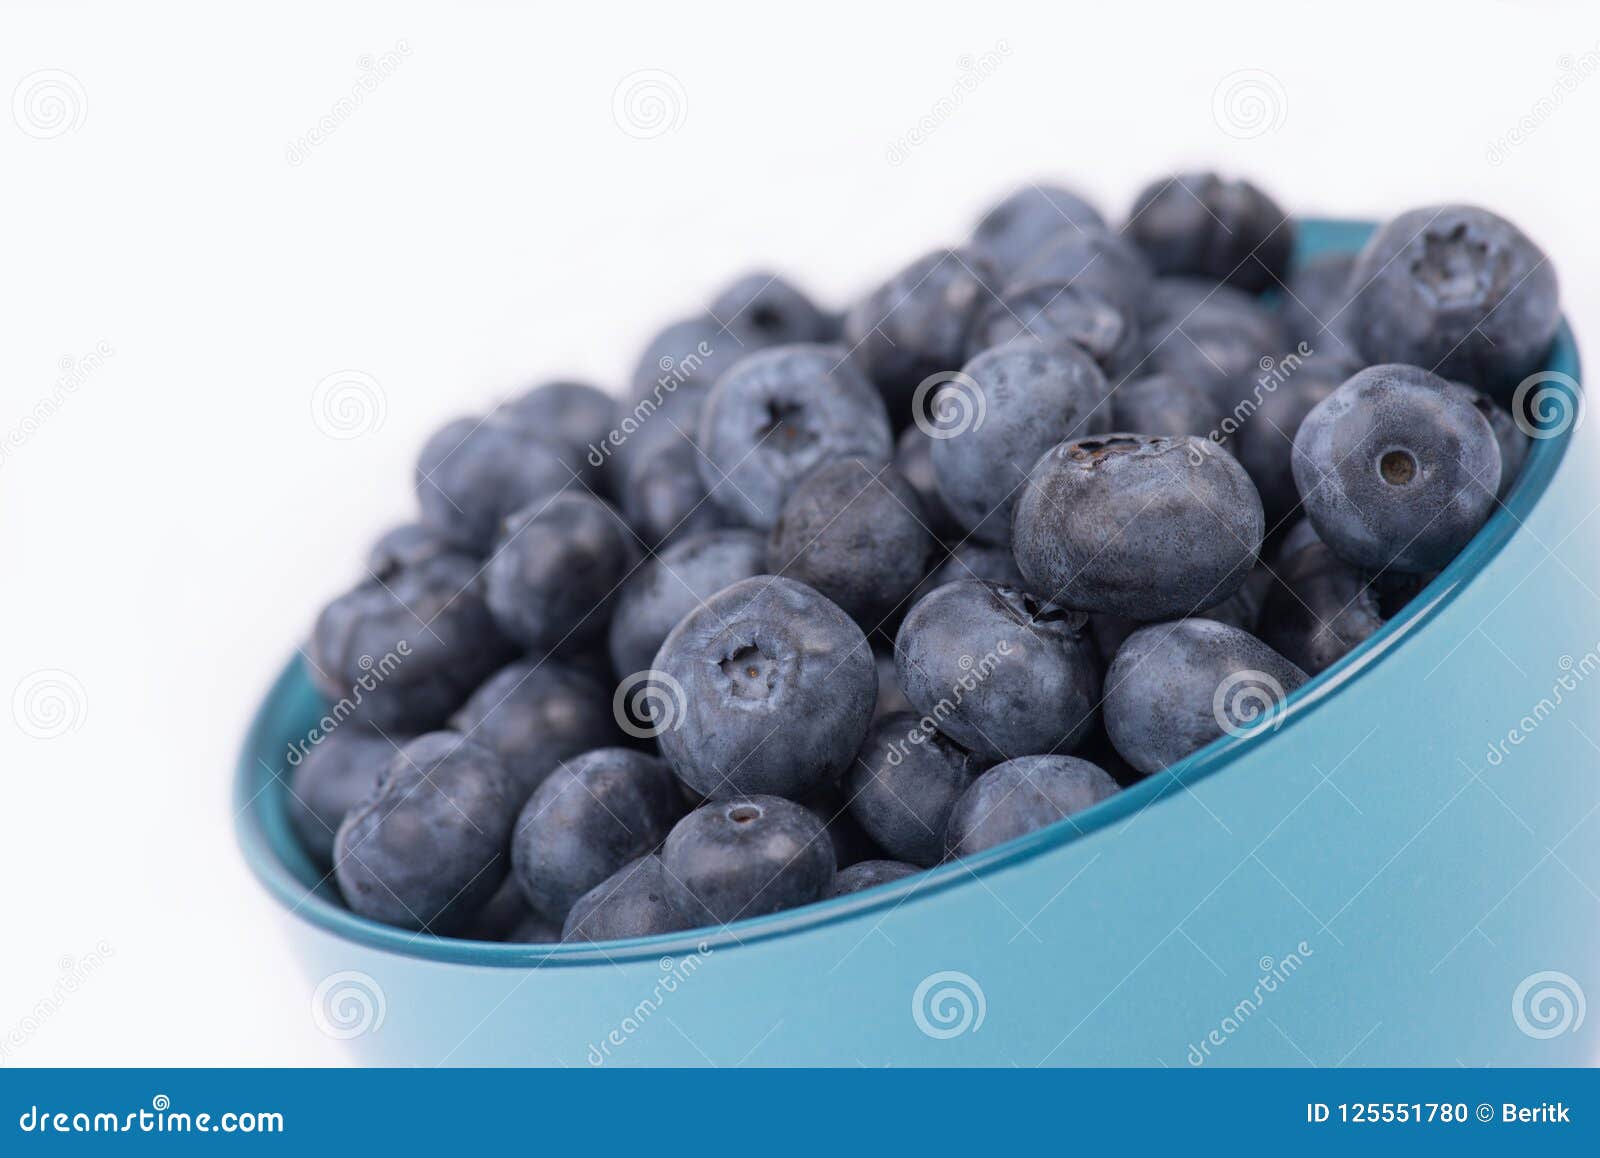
[237,219,1599,1066]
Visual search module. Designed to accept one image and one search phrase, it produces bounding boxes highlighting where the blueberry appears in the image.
[608,528,768,678]
[653,575,876,798]
[512,748,685,921]
[894,580,1100,763]
[825,859,922,898]
[906,540,1028,615]
[1257,541,1395,674]
[1444,380,1528,500]
[1274,516,1323,569]
[1141,276,1278,331]
[459,875,548,942]
[710,271,831,346]
[618,439,730,548]
[485,493,641,651]
[612,376,711,490]
[1230,367,1343,523]
[968,282,1141,381]
[1111,373,1219,439]
[1348,205,1559,396]
[333,733,518,932]
[1089,568,1269,664]
[1144,293,1291,411]
[846,710,984,866]
[500,379,619,491]
[507,910,564,944]
[1012,435,1264,620]
[930,340,1109,545]
[415,416,577,554]
[287,729,394,869]
[629,314,753,402]
[1103,619,1308,774]
[969,183,1106,275]
[1008,224,1155,314]
[696,344,892,528]
[873,649,914,720]
[1279,252,1361,369]
[767,459,934,628]
[661,795,836,925]
[366,522,456,577]
[449,658,623,800]
[893,425,961,539]
[842,248,1002,420]
[1201,565,1273,632]
[798,782,885,868]
[1125,172,1293,293]
[502,378,617,445]
[1291,364,1501,572]
[308,552,515,732]
[614,314,751,486]
[924,542,1025,591]
[561,855,692,942]
[944,755,1120,859]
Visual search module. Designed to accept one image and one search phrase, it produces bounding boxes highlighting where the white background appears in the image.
[1,0,1596,1065]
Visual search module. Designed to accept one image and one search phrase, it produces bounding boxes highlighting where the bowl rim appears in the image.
[236,217,1584,968]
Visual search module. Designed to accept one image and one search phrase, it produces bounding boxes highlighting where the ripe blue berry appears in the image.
[653,576,876,799]
[846,710,984,866]
[1103,619,1308,774]
[512,748,685,921]
[768,459,934,628]
[930,339,1109,546]
[661,795,835,925]
[334,733,519,932]
[562,855,692,942]
[485,493,641,651]
[1348,205,1559,396]
[1012,435,1264,620]
[944,755,1120,859]
[895,580,1100,763]
[1291,364,1501,572]
[696,345,892,528]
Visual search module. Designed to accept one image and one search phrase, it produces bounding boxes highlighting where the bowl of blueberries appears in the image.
[237,173,1599,1067]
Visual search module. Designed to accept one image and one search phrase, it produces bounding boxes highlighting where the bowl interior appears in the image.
[236,217,1583,966]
